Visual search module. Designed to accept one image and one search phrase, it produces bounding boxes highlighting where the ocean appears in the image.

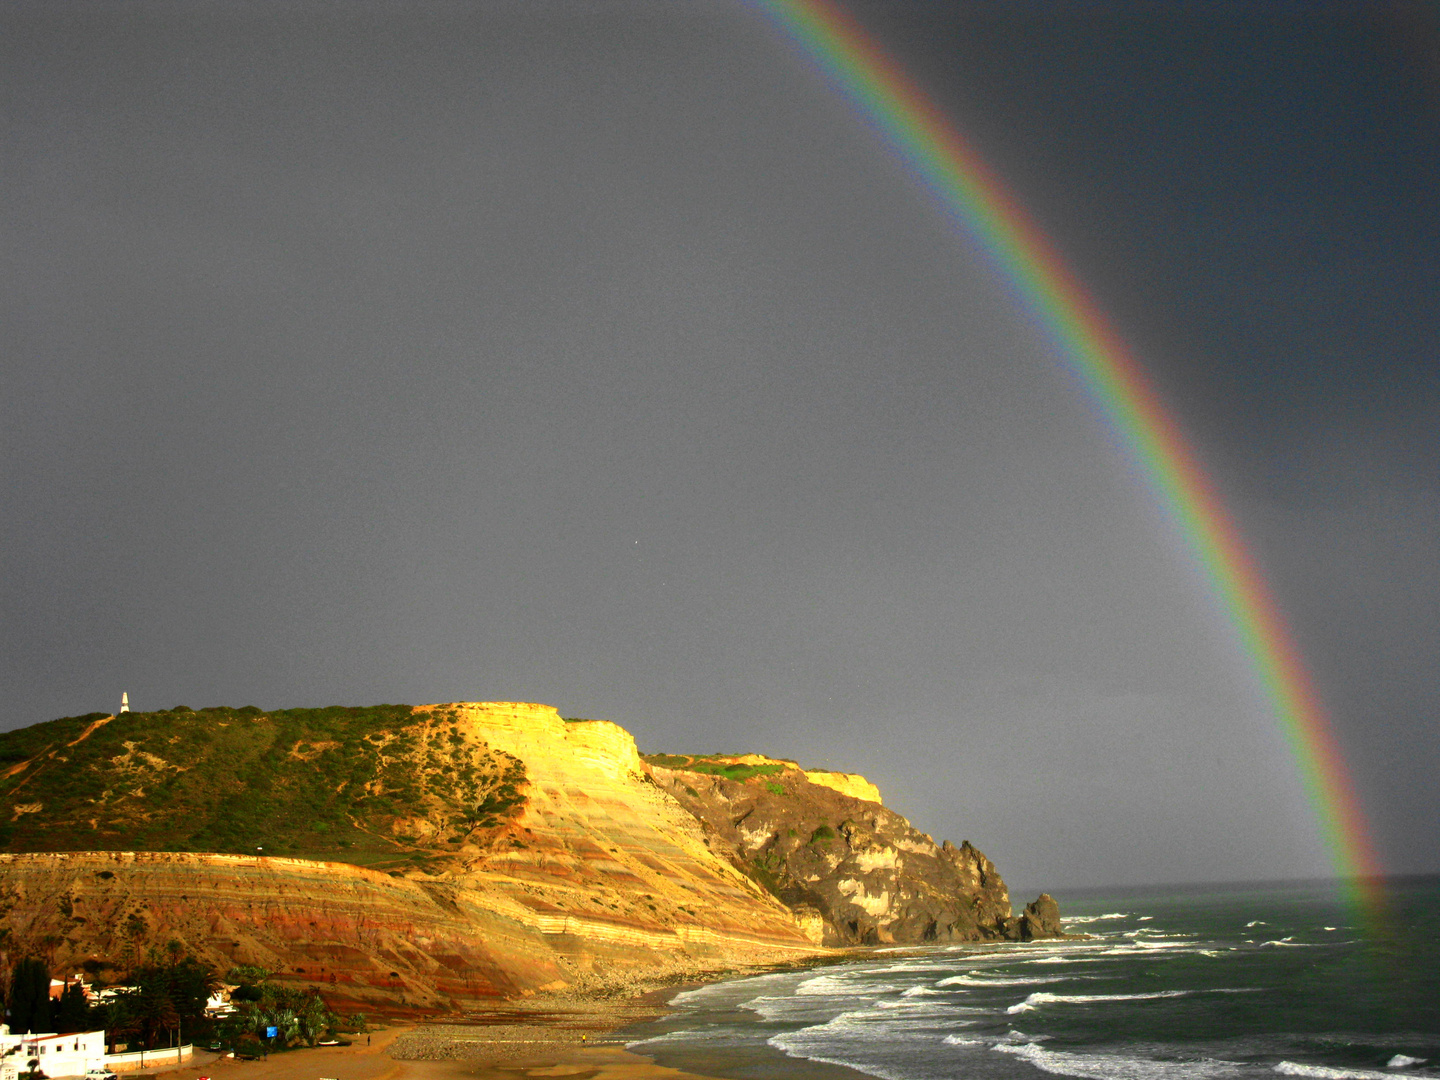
[622,878,1440,1080]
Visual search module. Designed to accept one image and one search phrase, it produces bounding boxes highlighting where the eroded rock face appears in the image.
[0,850,563,1012]
[999,892,1070,941]
[1023,893,1064,937]
[649,760,1014,946]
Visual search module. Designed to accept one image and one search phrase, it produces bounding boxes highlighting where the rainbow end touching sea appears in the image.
[751,0,1385,915]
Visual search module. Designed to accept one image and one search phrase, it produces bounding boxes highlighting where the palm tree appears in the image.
[295,996,331,1047]
[96,999,138,1055]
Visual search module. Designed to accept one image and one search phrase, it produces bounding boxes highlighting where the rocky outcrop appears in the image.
[803,770,883,804]
[648,757,1015,946]
[1002,891,1067,941]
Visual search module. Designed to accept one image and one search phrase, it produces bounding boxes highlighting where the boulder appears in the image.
[1020,893,1065,939]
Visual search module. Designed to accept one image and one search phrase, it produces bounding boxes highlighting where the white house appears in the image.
[203,988,234,1018]
[0,1027,106,1080]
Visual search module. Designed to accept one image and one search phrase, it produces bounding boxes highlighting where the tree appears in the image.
[53,982,89,1034]
[213,975,341,1053]
[129,979,178,1051]
[111,950,218,1049]
[294,994,330,1047]
[8,958,51,1034]
[94,997,138,1054]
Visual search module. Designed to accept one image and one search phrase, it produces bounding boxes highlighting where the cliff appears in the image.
[0,702,1066,1011]
[645,755,1015,945]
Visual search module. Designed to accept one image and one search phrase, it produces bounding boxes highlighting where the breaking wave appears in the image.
[937,972,1066,987]
[993,1040,1242,1080]
[1008,990,1191,1014]
[1274,1063,1413,1080]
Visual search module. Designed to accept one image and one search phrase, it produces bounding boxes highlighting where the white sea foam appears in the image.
[900,984,948,997]
[1098,942,1202,956]
[625,1028,737,1049]
[1138,915,1154,921]
[740,995,845,1023]
[1008,990,1190,1014]
[938,973,1065,987]
[768,1010,960,1079]
[793,972,906,996]
[767,1025,913,1080]
[941,1029,1052,1048]
[1274,1062,1407,1080]
[773,1009,888,1035]
[1260,938,1319,948]
[666,968,802,1007]
[1246,920,1268,928]
[872,996,960,1012]
[1387,1056,1427,1069]
[879,991,987,1012]
[1066,912,1132,924]
[994,1040,1241,1080]
[793,972,854,995]
[870,961,954,973]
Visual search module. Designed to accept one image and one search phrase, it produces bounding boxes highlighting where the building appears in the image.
[48,977,92,1003]
[0,1027,106,1080]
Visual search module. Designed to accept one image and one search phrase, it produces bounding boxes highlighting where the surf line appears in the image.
[751,0,1384,911]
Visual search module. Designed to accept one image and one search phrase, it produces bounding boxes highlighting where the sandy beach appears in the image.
[165,1020,710,1080]
[151,988,865,1080]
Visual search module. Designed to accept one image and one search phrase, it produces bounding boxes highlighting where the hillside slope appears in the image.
[0,704,525,867]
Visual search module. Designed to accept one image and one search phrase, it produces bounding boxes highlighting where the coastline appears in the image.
[169,956,873,1080]
[394,958,873,1079]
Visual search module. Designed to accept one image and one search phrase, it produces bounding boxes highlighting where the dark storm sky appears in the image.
[3,1,1435,893]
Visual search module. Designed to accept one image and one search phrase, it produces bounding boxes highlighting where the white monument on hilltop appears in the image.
[120,692,129,714]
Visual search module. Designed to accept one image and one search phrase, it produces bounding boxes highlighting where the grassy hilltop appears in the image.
[0,705,525,869]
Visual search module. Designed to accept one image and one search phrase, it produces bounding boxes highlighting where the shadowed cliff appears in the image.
[648,755,1031,945]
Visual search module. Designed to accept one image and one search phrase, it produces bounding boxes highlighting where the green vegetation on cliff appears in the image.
[0,705,525,867]
[642,752,788,783]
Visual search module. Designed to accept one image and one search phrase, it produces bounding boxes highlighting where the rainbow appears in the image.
[752,0,1383,906]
